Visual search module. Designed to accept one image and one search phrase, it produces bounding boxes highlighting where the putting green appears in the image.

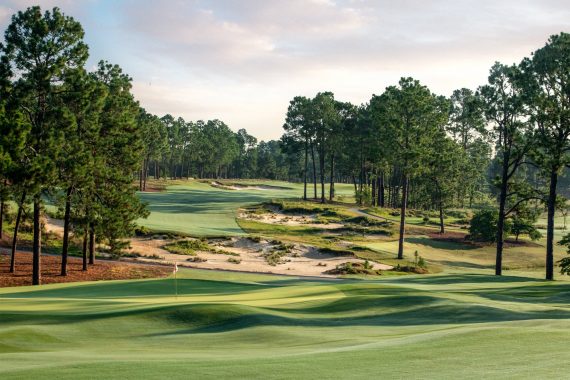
[1,268,570,379]
[137,180,354,236]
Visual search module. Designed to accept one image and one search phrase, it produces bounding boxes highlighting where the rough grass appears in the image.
[2,268,570,379]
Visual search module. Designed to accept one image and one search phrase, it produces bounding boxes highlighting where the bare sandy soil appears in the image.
[44,214,391,278]
[128,236,391,277]
[44,215,65,236]
[238,209,344,229]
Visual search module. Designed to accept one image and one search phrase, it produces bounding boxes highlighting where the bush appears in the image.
[469,210,511,242]
[417,256,427,268]
[422,216,430,224]
[135,226,151,236]
[163,239,209,255]
[187,256,207,262]
[227,257,241,264]
[558,234,570,275]
[511,213,542,242]
[445,210,469,219]
[325,261,382,276]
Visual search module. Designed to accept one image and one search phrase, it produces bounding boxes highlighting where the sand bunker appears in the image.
[238,209,344,229]
[128,236,391,277]
[211,181,290,191]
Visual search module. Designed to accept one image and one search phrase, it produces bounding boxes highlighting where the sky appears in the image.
[0,0,569,140]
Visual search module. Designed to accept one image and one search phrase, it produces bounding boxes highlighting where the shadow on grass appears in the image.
[428,260,493,270]
[143,299,570,336]
[386,273,543,285]
[406,237,477,251]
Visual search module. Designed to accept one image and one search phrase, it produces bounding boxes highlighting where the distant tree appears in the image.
[448,88,486,150]
[312,92,339,203]
[427,135,466,233]
[370,78,448,259]
[479,62,535,276]
[522,32,570,280]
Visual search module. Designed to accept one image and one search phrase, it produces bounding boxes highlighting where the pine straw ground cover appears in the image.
[0,251,171,287]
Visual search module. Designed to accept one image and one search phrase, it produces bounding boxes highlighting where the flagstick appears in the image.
[174,262,178,299]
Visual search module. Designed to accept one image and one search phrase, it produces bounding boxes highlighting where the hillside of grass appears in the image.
[1,268,570,379]
[136,180,355,236]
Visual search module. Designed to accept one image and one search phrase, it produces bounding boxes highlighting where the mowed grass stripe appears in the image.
[2,268,570,378]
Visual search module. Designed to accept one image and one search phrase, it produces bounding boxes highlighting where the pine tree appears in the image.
[0,6,88,284]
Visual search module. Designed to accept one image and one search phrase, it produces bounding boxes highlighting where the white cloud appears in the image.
[1,0,569,140]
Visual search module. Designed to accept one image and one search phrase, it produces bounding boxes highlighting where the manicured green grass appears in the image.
[2,268,570,379]
[137,180,354,236]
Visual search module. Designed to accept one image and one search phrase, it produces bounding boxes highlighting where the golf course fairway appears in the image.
[136,181,354,236]
[2,268,570,379]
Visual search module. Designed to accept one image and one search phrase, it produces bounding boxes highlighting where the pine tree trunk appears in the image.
[89,227,95,265]
[495,153,510,276]
[143,158,148,191]
[320,147,325,203]
[371,170,376,207]
[397,175,408,260]
[82,227,88,271]
[378,172,384,207]
[139,160,144,191]
[329,153,335,201]
[61,187,72,276]
[0,195,3,239]
[352,175,357,195]
[32,197,42,286]
[310,143,317,199]
[439,201,445,234]
[10,192,25,274]
[545,168,558,280]
[303,138,308,200]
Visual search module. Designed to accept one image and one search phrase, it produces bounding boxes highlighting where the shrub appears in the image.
[227,257,241,264]
[469,210,511,242]
[143,254,162,260]
[511,213,542,242]
[558,234,570,275]
[417,256,427,268]
[422,215,430,224]
[187,256,207,263]
[135,226,151,236]
[163,239,209,255]
[324,262,381,276]
[445,210,469,219]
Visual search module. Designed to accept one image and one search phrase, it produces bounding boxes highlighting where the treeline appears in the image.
[278,33,570,280]
[137,116,297,189]
[0,7,148,284]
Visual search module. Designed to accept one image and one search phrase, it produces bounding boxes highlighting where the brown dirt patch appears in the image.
[0,251,171,287]
[424,230,542,248]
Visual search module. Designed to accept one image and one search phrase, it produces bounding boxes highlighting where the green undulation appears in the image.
[1,268,570,379]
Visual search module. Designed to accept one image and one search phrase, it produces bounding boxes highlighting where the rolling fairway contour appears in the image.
[137,181,353,236]
[2,268,570,379]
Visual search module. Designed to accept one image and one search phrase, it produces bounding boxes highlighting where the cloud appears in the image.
[1,0,569,139]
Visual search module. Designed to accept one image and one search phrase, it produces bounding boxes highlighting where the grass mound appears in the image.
[2,269,570,378]
[324,261,382,275]
[163,239,209,255]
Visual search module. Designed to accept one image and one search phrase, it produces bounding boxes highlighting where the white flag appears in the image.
[173,262,178,273]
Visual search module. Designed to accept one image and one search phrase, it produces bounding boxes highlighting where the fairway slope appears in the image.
[2,269,570,379]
